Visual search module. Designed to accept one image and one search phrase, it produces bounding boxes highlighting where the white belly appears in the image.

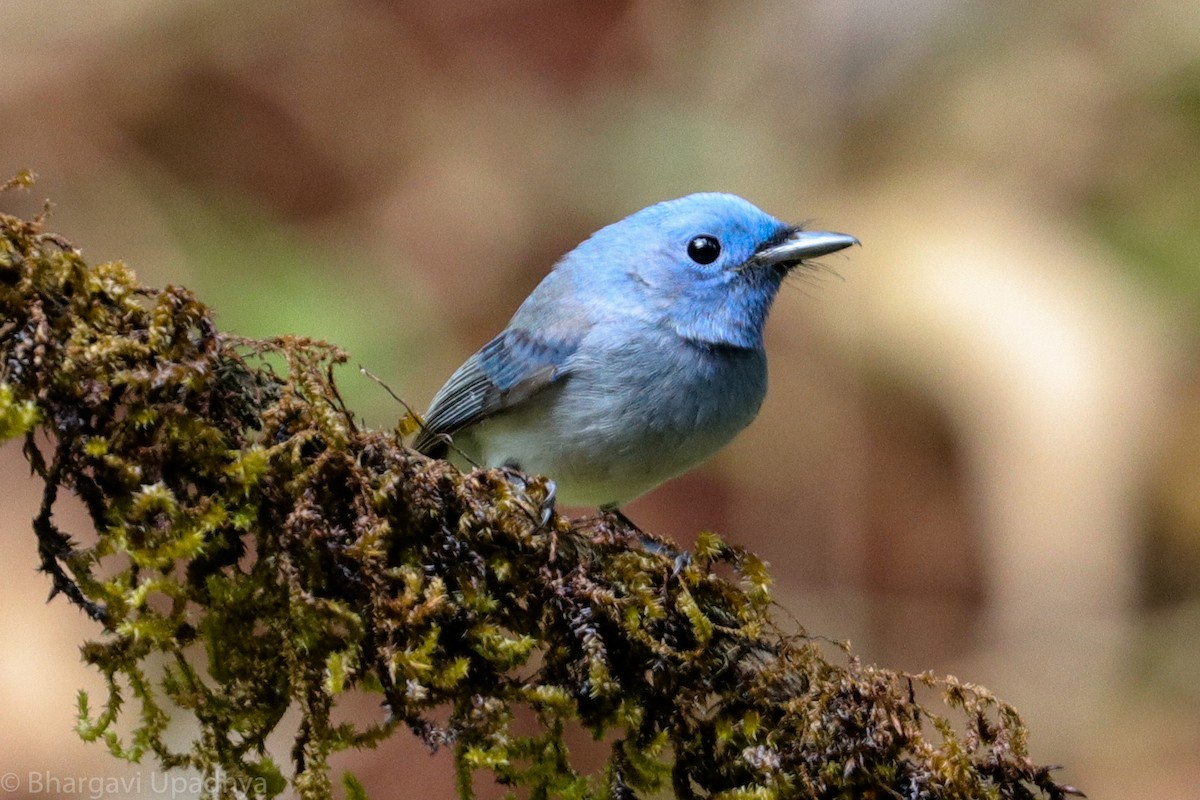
[452,341,767,508]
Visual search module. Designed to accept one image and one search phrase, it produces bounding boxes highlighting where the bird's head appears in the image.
[564,193,857,350]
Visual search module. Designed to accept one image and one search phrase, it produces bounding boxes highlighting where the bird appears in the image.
[412,192,857,513]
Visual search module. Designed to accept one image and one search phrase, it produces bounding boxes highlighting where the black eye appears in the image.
[687,235,721,265]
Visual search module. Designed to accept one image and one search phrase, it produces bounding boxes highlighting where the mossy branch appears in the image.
[0,178,1081,800]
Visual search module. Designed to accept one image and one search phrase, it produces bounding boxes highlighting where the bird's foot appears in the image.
[600,504,690,575]
[498,465,557,529]
[600,504,643,534]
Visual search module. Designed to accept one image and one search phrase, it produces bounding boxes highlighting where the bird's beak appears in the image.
[753,229,860,271]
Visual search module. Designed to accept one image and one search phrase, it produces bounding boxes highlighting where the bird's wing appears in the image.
[412,326,580,457]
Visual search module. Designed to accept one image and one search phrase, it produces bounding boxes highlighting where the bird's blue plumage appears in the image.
[413,193,856,507]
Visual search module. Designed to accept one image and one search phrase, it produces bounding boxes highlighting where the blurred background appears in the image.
[2,1,1198,797]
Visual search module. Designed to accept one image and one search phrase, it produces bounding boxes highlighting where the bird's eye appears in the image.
[687,235,721,265]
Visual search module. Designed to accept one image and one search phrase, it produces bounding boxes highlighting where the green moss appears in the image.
[0,382,41,438]
[0,185,1080,800]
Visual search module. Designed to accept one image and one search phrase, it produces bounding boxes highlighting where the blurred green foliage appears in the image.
[148,187,432,421]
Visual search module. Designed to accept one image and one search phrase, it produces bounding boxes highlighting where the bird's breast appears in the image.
[456,328,768,507]
[554,334,766,477]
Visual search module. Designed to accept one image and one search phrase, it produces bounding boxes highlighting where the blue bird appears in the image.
[413,193,857,512]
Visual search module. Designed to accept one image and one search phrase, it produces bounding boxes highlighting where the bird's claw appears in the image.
[497,465,556,529]
[538,479,557,527]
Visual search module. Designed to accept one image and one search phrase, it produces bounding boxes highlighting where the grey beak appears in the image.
[755,229,859,268]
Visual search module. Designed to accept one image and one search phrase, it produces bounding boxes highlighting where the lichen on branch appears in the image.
[0,181,1081,800]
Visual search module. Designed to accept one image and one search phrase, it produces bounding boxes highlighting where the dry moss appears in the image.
[0,178,1081,799]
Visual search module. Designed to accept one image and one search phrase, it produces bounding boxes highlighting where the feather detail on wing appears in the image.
[412,327,579,457]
